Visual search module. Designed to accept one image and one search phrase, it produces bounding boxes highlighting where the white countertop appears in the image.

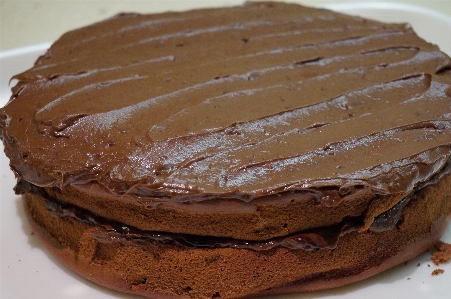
[1,0,451,51]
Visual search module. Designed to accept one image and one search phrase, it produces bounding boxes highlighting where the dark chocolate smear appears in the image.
[370,160,451,232]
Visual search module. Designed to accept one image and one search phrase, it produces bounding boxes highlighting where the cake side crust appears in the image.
[23,171,451,299]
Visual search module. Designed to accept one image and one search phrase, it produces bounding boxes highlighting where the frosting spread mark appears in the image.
[1,2,451,201]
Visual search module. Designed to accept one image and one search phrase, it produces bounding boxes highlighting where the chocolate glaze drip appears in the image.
[1,2,451,203]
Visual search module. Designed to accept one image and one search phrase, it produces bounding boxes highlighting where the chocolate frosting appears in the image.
[25,159,451,251]
[1,2,451,202]
[36,184,359,251]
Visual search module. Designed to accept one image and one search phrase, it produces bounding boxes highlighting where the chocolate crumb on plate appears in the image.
[431,241,451,266]
[431,269,445,276]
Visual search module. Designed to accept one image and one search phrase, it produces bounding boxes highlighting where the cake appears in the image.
[432,241,451,265]
[1,1,451,298]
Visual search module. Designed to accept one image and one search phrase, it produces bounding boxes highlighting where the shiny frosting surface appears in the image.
[1,2,451,199]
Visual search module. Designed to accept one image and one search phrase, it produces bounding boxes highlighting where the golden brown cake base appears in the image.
[24,171,451,299]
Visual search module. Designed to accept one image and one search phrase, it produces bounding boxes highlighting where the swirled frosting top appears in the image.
[1,1,451,198]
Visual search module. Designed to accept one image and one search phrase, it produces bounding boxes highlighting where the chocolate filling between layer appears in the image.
[18,160,451,251]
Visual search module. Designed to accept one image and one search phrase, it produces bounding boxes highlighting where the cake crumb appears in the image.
[417,262,420,267]
[431,241,451,266]
[431,269,445,276]
[407,278,411,280]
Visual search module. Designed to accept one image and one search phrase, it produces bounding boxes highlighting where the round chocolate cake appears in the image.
[1,1,451,298]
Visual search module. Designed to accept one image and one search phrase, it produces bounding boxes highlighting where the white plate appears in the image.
[1,2,451,299]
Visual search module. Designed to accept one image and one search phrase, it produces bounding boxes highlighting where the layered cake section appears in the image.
[20,163,451,298]
[18,160,451,251]
[2,1,451,240]
[1,1,451,298]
